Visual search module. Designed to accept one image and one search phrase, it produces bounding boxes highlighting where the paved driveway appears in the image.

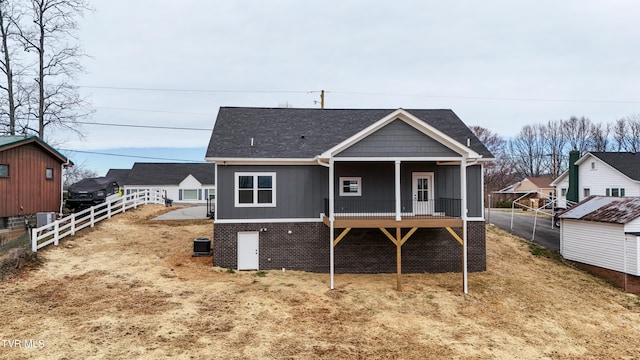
[153,206,210,220]
[486,209,560,252]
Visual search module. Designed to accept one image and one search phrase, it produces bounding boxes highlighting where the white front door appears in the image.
[412,172,434,215]
[237,231,259,270]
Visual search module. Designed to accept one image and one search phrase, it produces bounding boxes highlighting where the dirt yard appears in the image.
[1,205,640,359]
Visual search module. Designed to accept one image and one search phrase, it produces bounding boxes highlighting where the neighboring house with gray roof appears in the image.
[552,152,640,208]
[122,163,215,205]
[206,107,494,292]
[105,168,131,186]
[559,196,640,293]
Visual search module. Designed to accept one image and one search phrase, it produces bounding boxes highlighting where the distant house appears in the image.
[552,152,640,208]
[105,168,131,186]
[206,107,494,291]
[494,177,555,208]
[559,196,640,293]
[0,135,69,242]
[121,162,215,204]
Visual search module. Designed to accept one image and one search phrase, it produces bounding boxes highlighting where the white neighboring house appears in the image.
[559,196,640,293]
[551,152,640,208]
[122,162,215,205]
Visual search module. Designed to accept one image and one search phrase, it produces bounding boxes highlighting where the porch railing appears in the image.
[324,198,461,219]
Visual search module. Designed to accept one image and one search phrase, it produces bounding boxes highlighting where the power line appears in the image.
[94,106,216,117]
[80,85,313,94]
[59,148,205,162]
[68,120,212,131]
[330,91,640,104]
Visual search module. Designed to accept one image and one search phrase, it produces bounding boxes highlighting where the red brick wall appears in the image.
[567,260,640,294]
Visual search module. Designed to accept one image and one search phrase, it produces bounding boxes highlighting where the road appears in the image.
[486,209,560,252]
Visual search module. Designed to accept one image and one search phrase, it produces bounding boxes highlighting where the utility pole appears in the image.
[320,90,325,109]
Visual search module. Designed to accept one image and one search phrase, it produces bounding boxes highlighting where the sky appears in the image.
[50,0,640,175]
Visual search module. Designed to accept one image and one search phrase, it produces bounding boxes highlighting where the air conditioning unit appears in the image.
[193,238,211,256]
[36,212,55,228]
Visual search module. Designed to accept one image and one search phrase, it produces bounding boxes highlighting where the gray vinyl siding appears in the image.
[336,119,461,158]
[334,162,481,217]
[217,165,328,219]
[466,165,482,217]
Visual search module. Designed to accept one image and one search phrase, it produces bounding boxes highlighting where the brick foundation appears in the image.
[213,221,486,274]
[566,260,640,294]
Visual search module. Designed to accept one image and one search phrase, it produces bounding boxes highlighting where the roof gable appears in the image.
[0,135,68,163]
[124,163,215,186]
[584,152,640,182]
[205,107,493,160]
[326,109,478,159]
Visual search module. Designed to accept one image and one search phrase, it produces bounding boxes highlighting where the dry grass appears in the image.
[1,205,640,359]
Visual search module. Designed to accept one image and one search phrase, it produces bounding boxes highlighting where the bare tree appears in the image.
[18,0,92,138]
[508,124,547,178]
[63,160,96,187]
[0,0,22,135]
[589,122,610,152]
[563,116,592,154]
[470,125,517,200]
[541,120,566,178]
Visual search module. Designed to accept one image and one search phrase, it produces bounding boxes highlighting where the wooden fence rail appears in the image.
[31,189,165,252]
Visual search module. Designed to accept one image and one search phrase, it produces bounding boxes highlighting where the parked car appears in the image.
[66,176,120,212]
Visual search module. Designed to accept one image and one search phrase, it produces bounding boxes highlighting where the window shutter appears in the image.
[179,189,183,200]
[621,188,625,196]
[205,189,209,199]
[198,189,202,200]
[606,188,610,196]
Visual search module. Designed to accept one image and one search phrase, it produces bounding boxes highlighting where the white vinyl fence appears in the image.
[31,189,165,252]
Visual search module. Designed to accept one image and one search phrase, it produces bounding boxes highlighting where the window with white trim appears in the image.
[606,187,625,197]
[560,188,567,197]
[590,161,597,170]
[182,189,198,200]
[583,188,590,197]
[235,172,276,207]
[339,177,361,196]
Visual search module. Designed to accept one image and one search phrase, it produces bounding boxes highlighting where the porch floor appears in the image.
[322,215,463,228]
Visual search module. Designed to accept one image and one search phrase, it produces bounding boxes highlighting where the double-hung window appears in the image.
[235,172,276,207]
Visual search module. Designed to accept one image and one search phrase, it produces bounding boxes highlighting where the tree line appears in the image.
[472,114,640,195]
[0,0,91,139]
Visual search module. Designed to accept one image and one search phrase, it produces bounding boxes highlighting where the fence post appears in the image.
[71,213,76,236]
[90,207,95,227]
[54,221,60,246]
[107,200,112,218]
[31,228,38,252]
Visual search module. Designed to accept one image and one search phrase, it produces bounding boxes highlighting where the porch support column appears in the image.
[395,160,401,221]
[396,227,402,291]
[460,157,468,294]
[329,158,335,290]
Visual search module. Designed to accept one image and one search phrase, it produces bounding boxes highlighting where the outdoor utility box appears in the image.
[193,238,211,256]
[36,212,55,228]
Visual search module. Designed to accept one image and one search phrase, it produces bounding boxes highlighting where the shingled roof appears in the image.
[589,152,640,181]
[124,163,215,186]
[206,107,493,159]
[0,135,68,163]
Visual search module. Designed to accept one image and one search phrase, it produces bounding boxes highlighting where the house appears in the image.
[105,168,131,186]
[205,107,494,291]
[494,177,555,208]
[0,135,69,243]
[552,152,640,208]
[559,196,640,293]
[121,162,215,205]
